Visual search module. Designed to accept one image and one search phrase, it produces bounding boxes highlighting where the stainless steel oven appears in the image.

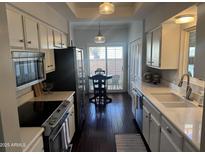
[18,100,73,152]
[12,51,45,90]
[42,101,72,152]
[48,113,71,152]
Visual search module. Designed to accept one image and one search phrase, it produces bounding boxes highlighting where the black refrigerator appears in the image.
[45,47,85,132]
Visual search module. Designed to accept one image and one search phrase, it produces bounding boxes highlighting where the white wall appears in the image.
[0,3,21,152]
[73,25,128,48]
[128,21,143,42]
[9,2,68,33]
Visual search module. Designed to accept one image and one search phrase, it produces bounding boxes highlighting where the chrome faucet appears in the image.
[178,73,192,101]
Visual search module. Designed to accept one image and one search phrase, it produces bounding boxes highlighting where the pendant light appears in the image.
[95,23,105,44]
[99,2,115,15]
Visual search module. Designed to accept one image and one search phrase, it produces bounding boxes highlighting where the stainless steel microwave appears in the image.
[12,51,46,90]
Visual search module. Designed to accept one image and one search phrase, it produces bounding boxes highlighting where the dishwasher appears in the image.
[133,88,143,131]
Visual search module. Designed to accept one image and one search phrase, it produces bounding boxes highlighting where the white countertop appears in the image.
[133,81,202,150]
[20,127,44,152]
[30,91,75,102]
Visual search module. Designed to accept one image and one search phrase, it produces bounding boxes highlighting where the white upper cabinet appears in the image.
[39,24,48,49]
[24,17,39,49]
[146,33,152,66]
[61,33,67,48]
[151,27,161,67]
[53,30,62,48]
[48,28,54,49]
[7,9,25,49]
[6,6,67,51]
[146,23,180,69]
[45,49,55,73]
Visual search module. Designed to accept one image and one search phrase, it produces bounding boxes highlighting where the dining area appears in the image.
[89,68,113,106]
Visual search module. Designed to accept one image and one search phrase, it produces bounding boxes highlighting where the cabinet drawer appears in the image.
[27,136,44,152]
[161,116,183,150]
[143,97,161,122]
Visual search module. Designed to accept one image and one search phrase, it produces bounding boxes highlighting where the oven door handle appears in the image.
[51,123,64,142]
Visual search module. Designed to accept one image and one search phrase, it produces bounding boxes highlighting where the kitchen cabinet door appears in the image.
[45,50,55,73]
[61,33,67,48]
[160,129,181,152]
[136,39,142,80]
[24,17,39,49]
[142,106,150,144]
[48,28,54,49]
[27,136,44,152]
[151,27,161,67]
[183,140,198,152]
[53,30,62,48]
[7,9,25,49]
[146,33,152,66]
[39,24,48,49]
[68,105,75,140]
[149,115,160,152]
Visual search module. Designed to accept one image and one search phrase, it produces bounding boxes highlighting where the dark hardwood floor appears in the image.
[72,93,141,152]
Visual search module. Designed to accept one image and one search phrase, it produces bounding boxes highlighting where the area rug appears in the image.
[115,134,147,152]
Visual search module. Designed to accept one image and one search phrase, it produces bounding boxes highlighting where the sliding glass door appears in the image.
[88,45,124,92]
[107,46,123,91]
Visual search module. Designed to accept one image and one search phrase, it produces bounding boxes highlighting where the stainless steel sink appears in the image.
[151,92,196,108]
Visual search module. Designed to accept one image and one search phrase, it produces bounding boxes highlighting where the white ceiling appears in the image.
[48,2,184,28]
[164,5,197,23]
[73,2,135,8]
[64,2,158,27]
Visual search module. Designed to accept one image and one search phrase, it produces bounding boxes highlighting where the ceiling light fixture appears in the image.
[175,15,195,24]
[95,23,105,44]
[99,2,115,15]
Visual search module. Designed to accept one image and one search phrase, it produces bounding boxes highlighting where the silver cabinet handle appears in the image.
[148,61,154,63]
[27,41,32,44]
[166,126,172,134]
[19,39,24,42]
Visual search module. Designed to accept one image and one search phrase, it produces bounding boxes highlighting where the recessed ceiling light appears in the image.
[175,15,195,24]
[99,2,115,15]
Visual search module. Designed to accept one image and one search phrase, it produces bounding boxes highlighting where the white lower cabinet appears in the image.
[140,92,198,152]
[142,106,150,143]
[160,116,183,151]
[27,135,44,152]
[160,129,181,152]
[149,115,160,151]
[183,140,198,152]
[68,105,75,140]
[142,97,161,151]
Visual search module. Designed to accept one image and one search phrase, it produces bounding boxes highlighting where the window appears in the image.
[187,30,196,77]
